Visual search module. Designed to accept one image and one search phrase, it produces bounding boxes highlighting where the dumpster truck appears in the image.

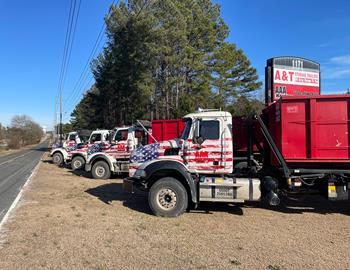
[70,127,129,171]
[124,95,350,217]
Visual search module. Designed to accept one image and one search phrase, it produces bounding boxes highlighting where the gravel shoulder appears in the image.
[0,152,349,270]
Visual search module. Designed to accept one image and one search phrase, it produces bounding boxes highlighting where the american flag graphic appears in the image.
[87,143,102,155]
[130,143,160,163]
[52,143,63,149]
[67,144,78,152]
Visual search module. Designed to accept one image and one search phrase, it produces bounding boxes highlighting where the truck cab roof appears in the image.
[91,129,110,134]
[184,110,232,119]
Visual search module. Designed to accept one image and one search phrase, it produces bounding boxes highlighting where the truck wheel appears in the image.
[148,177,188,217]
[71,156,85,171]
[91,161,111,180]
[52,152,63,166]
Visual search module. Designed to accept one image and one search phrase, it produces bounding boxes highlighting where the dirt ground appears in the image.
[0,152,349,270]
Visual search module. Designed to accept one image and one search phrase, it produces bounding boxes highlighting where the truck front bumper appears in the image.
[123,177,147,193]
[123,178,135,193]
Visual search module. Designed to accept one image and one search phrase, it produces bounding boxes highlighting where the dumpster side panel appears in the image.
[149,120,184,144]
[267,95,350,163]
[314,99,349,159]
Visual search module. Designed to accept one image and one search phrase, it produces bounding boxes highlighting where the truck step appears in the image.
[199,183,242,187]
[200,198,244,203]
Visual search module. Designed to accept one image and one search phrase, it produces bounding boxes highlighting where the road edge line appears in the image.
[0,156,42,233]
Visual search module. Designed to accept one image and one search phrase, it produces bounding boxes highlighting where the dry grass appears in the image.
[0,152,349,269]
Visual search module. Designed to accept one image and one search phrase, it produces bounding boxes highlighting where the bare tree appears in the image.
[0,123,6,141]
[7,115,43,149]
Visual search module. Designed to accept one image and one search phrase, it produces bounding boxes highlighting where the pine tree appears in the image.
[71,0,262,128]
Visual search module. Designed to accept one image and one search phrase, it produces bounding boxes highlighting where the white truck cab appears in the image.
[67,129,111,170]
[85,125,148,179]
[51,129,110,167]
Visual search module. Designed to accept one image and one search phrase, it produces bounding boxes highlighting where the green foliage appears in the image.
[54,122,72,135]
[70,85,104,129]
[71,0,262,128]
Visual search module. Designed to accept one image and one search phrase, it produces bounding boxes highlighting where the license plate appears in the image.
[215,187,233,198]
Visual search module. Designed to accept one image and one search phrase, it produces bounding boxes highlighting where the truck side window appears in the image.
[69,134,76,141]
[200,120,219,140]
[115,130,128,141]
[90,134,101,142]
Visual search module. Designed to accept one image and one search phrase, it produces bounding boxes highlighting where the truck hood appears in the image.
[129,139,183,177]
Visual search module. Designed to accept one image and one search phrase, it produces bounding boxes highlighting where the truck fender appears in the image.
[50,148,68,160]
[71,152,86,161]
[143,160,198,204]
[86,153,114,172]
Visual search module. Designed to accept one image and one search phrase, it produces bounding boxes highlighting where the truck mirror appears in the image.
[196,136,204,145]
[194,119,200,137]
[193,119,204,145]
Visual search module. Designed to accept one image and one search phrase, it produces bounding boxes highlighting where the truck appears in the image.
[69,127,128,171]
[123,95,350,217]
[85,119,184,179]
[50,129,109,166]
[51,131,81,150]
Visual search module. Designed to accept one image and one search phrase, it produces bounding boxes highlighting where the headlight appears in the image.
[134,169,146,179]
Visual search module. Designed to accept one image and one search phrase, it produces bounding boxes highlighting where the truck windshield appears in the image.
[181,119,192,140]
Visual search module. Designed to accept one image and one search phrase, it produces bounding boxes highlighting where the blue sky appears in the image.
[0,0,349,129]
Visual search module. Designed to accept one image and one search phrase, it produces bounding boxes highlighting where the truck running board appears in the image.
[200,198,245,203]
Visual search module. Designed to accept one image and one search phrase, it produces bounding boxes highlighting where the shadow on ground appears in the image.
[67,169,91,178]
[33,147,49,152]
[85,183,350,217]
[85,183,152,215]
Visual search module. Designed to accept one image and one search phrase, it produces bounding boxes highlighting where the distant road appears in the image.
[0,140,49,223]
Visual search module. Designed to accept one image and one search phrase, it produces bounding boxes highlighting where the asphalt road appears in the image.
[0,140,49,223]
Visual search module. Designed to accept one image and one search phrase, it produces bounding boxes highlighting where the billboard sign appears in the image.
[265,57,320,104]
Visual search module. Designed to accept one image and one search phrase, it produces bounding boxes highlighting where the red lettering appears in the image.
[117,144,126,151]
[275,70,281,80]
[282,71,288,81]
[194,151,209,162]
[288,71,294,82]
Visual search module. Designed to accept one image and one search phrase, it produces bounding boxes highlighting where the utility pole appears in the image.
[54,95,57,140]
[59,88,63,143]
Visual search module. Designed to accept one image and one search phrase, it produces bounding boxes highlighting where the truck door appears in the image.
[113,129,128,152]
[184,118,231,174]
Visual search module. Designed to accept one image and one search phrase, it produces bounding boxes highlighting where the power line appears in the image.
[63,0,117,116]
[55,0,81,136]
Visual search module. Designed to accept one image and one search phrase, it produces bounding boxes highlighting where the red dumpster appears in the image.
[148,119,185,144]
[265,94,350,164]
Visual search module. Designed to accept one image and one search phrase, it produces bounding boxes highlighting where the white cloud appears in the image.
[323,54,350,79]
[322,67,350,79]
[330,55,350,65]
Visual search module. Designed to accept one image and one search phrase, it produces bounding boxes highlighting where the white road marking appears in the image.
[0,153,42,235]
[0,151,35,166]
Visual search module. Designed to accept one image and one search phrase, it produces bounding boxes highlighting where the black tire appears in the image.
[91,161,111,180]
[148,177,188,218]
[71,156,85,171]
[52,152,63,166]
